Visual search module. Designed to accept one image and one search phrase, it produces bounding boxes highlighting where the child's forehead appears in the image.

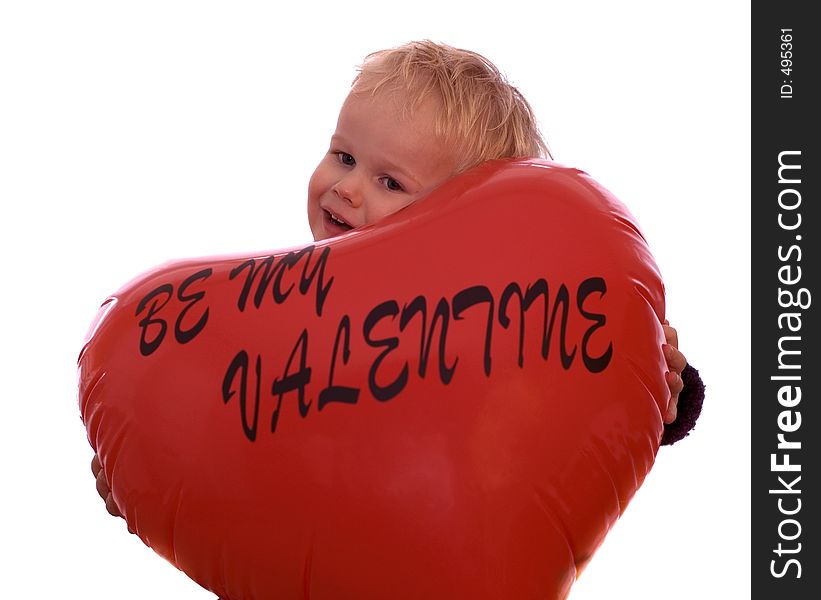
[341,88,443,136]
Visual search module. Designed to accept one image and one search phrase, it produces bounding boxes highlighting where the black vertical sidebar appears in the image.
[752,3,818,599]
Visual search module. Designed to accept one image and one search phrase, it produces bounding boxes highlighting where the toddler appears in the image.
[307,41,548,241]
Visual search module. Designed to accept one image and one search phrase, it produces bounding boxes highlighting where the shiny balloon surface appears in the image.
[79,159,667,600]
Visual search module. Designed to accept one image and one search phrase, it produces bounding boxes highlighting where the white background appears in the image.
[1,1,750,598]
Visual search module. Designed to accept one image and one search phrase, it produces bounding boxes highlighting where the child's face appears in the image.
[308,90,459,241]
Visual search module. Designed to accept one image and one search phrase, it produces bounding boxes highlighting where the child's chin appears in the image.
[322,219,354,239]
[313,227,343,242]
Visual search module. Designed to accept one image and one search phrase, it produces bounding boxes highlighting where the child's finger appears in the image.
[663,343,687,373]
[662,322,679,349]
[664,370,683,423]
[95,464,120,513]
[95,466,110,501]
[666,370,684,396]
[664,399,679,424]
[105,493,122,518]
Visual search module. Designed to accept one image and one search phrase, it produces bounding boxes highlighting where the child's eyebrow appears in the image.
[329,134,350,151]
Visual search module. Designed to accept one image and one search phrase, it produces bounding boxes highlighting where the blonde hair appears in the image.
[351,40,551,173]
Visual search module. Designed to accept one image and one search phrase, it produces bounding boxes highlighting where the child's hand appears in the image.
[661,320,687,424]
[91,454,122,518]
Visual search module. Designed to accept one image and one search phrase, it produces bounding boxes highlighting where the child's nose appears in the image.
[333,174,364,208]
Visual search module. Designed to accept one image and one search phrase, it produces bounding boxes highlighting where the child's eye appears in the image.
[379,176,404,192]
[336,152,355,166]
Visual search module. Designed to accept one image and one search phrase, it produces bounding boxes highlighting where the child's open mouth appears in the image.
[324,209,353,233]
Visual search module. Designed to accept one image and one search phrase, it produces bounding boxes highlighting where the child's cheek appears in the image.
[373,195,420,224]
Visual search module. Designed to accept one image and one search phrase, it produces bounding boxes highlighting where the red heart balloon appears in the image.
[79,159,667,600]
